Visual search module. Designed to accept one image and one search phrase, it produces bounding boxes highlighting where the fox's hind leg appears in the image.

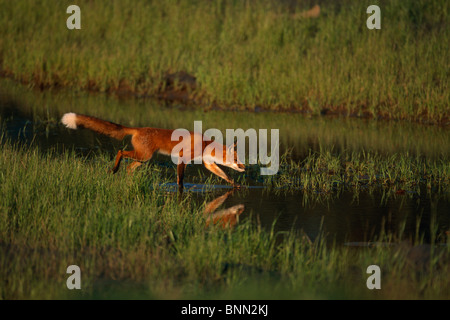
[127,161,143,174]
[110,150,152,174]
[110,150,135,173]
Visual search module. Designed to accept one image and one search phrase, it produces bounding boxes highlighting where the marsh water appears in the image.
[1,78,449,243]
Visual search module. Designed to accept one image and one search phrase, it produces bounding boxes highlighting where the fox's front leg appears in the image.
[204,162,240,187]
[177,163,187,187]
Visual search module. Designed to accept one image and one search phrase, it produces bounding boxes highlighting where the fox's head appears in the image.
[223,143,245,172]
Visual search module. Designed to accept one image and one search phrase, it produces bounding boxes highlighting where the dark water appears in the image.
[1,78,449,243]
[165,184,449,244]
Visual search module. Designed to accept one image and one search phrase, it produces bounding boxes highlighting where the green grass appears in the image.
[1,0,449,123]
[0,139,449,299]
[260,149,450,194]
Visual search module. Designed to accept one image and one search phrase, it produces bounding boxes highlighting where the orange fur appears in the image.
[61,113,245,187]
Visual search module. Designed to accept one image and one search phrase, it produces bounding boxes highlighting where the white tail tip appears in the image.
[61,112,77,129]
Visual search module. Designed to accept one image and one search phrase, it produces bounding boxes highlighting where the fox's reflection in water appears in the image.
[203,190,244,228]
[177,187,244,228]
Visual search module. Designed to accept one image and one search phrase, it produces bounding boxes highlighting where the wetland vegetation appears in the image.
[1,77,449,299]
[0,0,448,123]
[0,137,449,300]
[0,0,449,300]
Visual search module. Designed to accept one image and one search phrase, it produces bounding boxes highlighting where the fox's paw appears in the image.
[108,168,118,174]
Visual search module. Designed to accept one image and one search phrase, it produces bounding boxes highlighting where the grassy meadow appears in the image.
[0,139,449,299]
[0,0,449,123]
[0,0,449,301]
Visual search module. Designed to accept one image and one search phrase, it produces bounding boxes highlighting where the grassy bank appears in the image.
[0,139,449,299]
[262,149,450,194]
[0,0,449,123]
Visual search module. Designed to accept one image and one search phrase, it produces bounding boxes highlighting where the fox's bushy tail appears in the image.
[61,113,135,140]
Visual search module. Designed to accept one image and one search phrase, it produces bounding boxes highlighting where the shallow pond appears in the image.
[1,78,449,243]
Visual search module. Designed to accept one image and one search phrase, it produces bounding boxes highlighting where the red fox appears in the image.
[61,113,245,187]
